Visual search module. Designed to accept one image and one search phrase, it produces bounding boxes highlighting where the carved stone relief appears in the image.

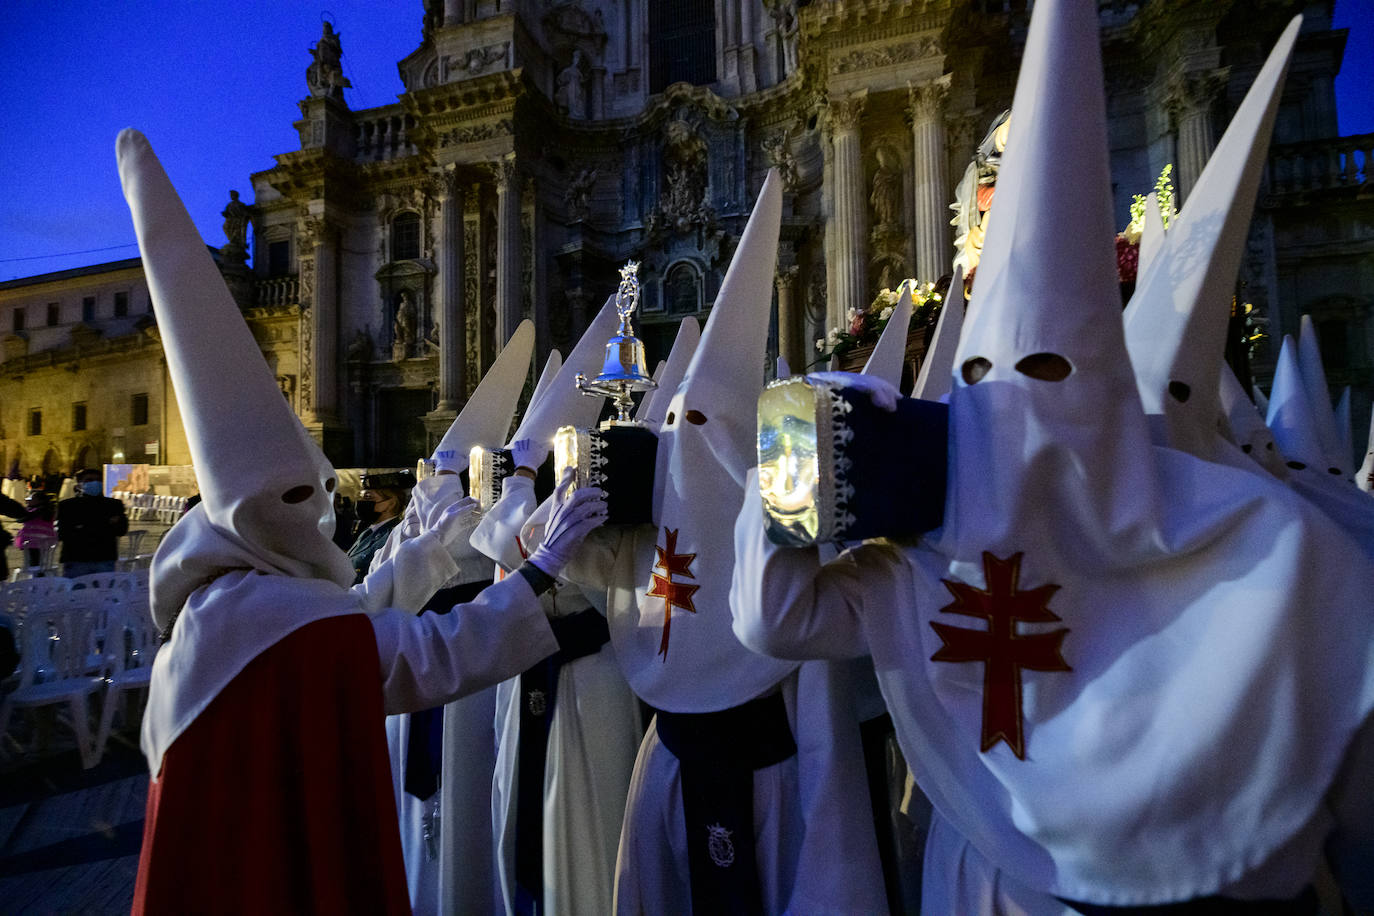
[830,38,940,75]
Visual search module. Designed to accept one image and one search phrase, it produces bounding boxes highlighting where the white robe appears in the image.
[731,466,1374,908]
[563,523,887,914]
[474,476,642,915]
[363,488,503,916]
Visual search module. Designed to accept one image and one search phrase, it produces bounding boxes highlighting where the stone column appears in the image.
[826,92,868,333]
[908,75,953,282]
[775,265,801,372]
[432,168,465,412]
[299,215,339,425]
[1167,68,1229,203]
[442,0,462,24]
[492,156,523,347]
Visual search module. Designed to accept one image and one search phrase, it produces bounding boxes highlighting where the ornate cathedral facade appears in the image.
[2,0,1369,475]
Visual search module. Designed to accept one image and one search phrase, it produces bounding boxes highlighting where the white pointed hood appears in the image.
[430,321,534,472]
[654,169,783,513]
[845,7,1374,904]
[940,0,1154,564]
[510,297,618,447]
[1218,364,1287,478]
[117,129,355,629]
[529,349,562,413]
[1297,314,1352,475]
[628,169,792,712]
[637,317,700,430]
[1122,16,1298,460]
[1135,191,1166,282]
[1358,406,1374,493]
[1267,334,1335,472]
[775,355,792,379]
[912,266,964,402]
[1252,383,1270,416]
[861,284,912,388]
[633,359,667,423]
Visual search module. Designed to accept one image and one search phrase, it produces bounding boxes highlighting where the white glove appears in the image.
[509,436,549,474]
[806,370,900,412]
[431,496,481,552]
[527,471,607,578]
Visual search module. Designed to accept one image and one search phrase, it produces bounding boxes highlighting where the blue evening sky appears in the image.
[1,1,1370,282]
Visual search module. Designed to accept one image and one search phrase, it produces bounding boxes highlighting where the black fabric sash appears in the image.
[1061,888,1318,916]
[655,692,797,916]
[512,608,611,915]
[403,579,488,801]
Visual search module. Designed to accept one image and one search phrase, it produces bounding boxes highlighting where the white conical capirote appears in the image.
[1297,314,1351,474]
[1219,364,1287,478]
[1358,406,1374,493]
[941,0,1157,562]
[116,128,354,624]
[638,318,700,430]
[776,355,792,379]
[655,169,783,514]
[912,266,964,402]
[1253,383,1270,416]
[510,296,619,447]
[862,284,912,388]
[430,320,534,471]
[1267,335,1330,470]
[1122,17,1298,459]
[632,359,666,422]
[529,349,563,411]
[1135,191,1166,282]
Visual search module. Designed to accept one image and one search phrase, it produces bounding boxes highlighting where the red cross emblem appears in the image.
[646,527,699,660]
[930,552,1070,760]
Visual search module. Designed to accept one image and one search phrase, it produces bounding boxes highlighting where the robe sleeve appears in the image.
[550,519,620,595]
[730,468,871,661]
[470,475,538,571]
[353,529,460,614]
[370,571,558,715]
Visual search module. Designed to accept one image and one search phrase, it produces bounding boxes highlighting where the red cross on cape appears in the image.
[930,551,1071,759]
[647,527,699,660]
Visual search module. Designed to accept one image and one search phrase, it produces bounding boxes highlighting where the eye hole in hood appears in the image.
[962,357,993,385]
[282,485,315,504]
[1167,381,1192,403]
[1015,353,1073,382]
[685,409,708,425]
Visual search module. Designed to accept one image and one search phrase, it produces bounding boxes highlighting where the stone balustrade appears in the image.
[255,276,300,309]
[1268,133,1372,196]
[354,110,418,162]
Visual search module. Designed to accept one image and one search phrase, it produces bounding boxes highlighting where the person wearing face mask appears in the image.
[57,468,129,577]
[347,472,414,584]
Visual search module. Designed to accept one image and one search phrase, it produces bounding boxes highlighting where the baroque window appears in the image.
[392,212,421,261]
[649,0,716,93]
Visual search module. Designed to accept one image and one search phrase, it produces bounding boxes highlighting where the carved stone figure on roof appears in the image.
[307,21,351,100]
[220,190,251,265]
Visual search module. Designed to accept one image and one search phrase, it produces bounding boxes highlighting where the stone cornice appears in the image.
[402,69,524,118]
[261,149,369,209]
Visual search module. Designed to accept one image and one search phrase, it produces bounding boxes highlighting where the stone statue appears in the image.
[392,291,417,360]
[347,325,373,362]
[762,127,799,191]
[555,51,586,118]
[869,146,903,231]
[307,21,351,100]
[765,1,800,75]
[220,190,251,264]
[566,167,597,222]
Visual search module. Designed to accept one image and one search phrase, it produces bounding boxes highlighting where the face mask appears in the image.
[354,499,378,526]
[81,481,103,497]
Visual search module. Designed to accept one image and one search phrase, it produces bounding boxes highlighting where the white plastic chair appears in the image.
[94,598,159,760]
[0,576,75,624]
[0,592,111,768]
[9,544,60,581]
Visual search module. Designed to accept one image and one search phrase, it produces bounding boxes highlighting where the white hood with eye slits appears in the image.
[859,2,1374,904]
[118,129,363,772]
